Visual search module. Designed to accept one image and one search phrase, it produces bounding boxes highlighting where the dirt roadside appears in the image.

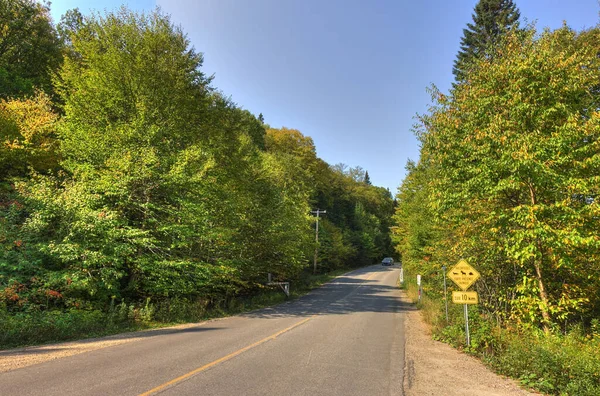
[0,321,213,373]
[401,291,537,396]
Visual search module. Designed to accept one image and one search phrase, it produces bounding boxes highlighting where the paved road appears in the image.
[1,265,407,396]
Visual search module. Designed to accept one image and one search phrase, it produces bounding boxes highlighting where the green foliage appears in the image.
[392,159,437,271]
[0,0,62,98]
[492,331,600,395]
[317,219,356,271]
[0,308,131,348]
[265,128,394,272]
[0,93,60,180]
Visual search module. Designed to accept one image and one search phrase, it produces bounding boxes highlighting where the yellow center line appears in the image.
[138,316,313,396]
[365,271,377,281]
[358,269,378,284]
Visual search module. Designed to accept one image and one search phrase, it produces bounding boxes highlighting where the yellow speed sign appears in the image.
[452,291,478,305]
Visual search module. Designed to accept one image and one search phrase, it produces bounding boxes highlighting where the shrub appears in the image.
[491,331,600,395]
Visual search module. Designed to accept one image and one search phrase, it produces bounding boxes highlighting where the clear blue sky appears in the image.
[49,0,599,193]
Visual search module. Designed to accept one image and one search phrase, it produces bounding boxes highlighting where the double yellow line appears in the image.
[139,316,313,395]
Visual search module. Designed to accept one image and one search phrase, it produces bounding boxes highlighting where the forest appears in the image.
[0,1,394,346]
[393,0,600,394]
[5,0,600,393]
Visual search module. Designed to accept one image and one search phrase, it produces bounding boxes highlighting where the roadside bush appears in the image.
[0,266,356,350]
[491,331,600,395]
[0,309,133,349]
[152,297,209,323]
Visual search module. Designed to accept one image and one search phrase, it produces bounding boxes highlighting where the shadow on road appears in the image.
[242,266,415,319]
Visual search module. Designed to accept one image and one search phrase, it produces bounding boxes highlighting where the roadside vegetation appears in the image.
[0,268,348,349]
[393,1,600,395]
[0,1,394,349]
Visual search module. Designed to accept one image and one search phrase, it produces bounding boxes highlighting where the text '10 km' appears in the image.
[451,291,478,304]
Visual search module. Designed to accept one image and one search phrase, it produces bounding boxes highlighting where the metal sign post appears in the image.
[442,265,448,323]
[464,304,470,346]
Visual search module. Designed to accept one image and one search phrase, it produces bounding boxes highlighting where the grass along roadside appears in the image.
[0,268,351,350]
[400,274,600,396]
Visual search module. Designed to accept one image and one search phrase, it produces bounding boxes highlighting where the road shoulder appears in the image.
[0,321,215,373]
[401,291,537,396]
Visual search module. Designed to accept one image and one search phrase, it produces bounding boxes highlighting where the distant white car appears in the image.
[381,257,394,266]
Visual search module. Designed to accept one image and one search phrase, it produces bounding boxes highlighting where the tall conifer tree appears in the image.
[364,171,372,185]
[453,0,520,82]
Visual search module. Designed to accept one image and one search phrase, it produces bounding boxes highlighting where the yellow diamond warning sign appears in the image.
[452,291,479,304]
[447,259,480,291]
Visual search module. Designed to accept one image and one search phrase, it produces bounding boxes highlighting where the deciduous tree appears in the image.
[0,0,62,98]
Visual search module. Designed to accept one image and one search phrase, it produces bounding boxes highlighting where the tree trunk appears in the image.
[529,182,551,333]
[533,250,551,333]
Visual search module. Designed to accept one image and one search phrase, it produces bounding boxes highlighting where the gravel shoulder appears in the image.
[0,321,214,373]
[401,291,538,396]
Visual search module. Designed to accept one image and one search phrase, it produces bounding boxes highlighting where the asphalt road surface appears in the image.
[1,265,407,396]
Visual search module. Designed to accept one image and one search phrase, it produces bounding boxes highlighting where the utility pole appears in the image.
[311,209,326,274]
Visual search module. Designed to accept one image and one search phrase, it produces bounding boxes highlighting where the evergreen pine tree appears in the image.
[453,0,520,82]
[364,171,372,185]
